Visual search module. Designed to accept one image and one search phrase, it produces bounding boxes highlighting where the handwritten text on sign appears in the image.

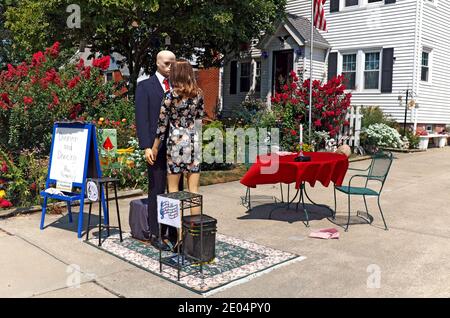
[49,127,89,184]
[157,196,181,228]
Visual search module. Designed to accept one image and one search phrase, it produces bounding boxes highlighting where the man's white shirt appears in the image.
[155,71,171,92]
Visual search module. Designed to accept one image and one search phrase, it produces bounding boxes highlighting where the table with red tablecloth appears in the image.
[240,152,349,224]
[240,152,349,190]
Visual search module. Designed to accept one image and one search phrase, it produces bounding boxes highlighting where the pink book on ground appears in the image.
[309,228,340,239]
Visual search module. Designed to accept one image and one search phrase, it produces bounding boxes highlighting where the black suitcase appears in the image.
[129,198,151,241]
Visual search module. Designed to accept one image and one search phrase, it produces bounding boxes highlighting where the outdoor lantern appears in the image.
[295,48,304,57]
[262,51,269,59]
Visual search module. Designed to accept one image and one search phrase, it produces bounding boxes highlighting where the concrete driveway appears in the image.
[1,148,449,298]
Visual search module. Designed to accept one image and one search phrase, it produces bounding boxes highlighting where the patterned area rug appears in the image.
[86,233,305,296]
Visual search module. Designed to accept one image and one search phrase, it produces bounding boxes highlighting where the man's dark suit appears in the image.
[135,75,179,243]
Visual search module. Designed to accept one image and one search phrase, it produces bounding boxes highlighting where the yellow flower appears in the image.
[99,117,104,122]
[0,190,5,199]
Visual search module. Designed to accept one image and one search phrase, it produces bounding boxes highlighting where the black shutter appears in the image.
[381,48,394,93]
[230,61,237,95]
[328,52,338,81]
[330,0,340,13]
[385,0,396,4]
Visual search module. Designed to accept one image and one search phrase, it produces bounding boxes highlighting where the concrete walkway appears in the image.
[1,148,449,298]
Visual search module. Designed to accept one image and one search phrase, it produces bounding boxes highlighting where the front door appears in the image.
[272,50,294,94]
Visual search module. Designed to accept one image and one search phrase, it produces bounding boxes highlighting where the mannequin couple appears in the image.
[135,51,203,251]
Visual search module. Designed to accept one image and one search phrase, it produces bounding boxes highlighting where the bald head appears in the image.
[156,50,176,78]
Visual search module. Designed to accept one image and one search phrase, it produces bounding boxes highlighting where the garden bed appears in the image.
[0,189,143,219]
[379,147,427,153]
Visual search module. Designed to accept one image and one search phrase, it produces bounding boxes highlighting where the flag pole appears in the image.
[309,0,314,145]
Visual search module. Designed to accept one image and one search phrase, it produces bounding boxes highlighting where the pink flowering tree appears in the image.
[270,71,352,151]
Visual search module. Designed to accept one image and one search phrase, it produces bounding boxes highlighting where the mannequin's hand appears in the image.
[145,148,155,165]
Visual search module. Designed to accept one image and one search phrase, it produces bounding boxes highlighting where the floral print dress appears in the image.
[156,90,204,174]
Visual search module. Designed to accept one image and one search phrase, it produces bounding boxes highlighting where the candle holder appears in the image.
[295,143,311,162]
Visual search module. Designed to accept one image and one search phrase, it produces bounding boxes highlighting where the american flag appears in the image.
[314,0,327,31]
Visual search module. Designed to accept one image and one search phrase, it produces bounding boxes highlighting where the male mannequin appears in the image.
[135,51,181,250]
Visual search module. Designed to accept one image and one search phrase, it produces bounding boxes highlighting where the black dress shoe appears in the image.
[150,236,171,251]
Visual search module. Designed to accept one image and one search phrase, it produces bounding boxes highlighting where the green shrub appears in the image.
[361,106,397,129]
[362,123,405,149]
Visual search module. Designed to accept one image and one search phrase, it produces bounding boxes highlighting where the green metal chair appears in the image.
[333,151,394,231]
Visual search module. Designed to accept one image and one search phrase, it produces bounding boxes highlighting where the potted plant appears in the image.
[417,130,429,150]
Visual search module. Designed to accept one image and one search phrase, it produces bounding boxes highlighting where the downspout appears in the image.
[412,0,423,134]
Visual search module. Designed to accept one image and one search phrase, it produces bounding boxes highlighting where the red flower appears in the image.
[52,92,60,105]
[82,66,91,80]
[68,76,81,89]
[44,69,57,82]
[45,42,60,58]
[39,78,49,90]
[0,101,7,110]
[23,96,33,105]
[290,82,297,90]
[76,59,85,70]
[32,51,46,67]
[92,56,110,71]
[30,183,37,191]
[290,129,297,136]
[1,93,10,104]
[314,119,322,127]
[16,63,29,78]
[1,161,7,173]
[282,84,289,92]
[0,199,13,208]
[290,71,297,78]
[290,98,299,105]
[5,64,16,80]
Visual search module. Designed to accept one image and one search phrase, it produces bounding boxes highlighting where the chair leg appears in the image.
[363,195,369,214]
[345,193,351,232]
[377,196,389,231]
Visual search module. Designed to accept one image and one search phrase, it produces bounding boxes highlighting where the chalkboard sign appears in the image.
[40,122,107,238]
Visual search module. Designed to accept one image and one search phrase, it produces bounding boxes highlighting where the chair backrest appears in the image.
[367,151,393,184]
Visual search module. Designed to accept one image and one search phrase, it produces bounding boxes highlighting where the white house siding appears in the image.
[287,0,421,123]
[416,0,450,124]
[221,47,261,116]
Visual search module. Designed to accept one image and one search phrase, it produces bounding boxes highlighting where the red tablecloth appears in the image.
[240,152,349,189]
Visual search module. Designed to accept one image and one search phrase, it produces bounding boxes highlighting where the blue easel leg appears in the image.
[40,197,48,230]
[68,202,73,223]
[77,195,85,239]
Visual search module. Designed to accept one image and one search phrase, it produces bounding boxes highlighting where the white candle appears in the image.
[300,124,303,147]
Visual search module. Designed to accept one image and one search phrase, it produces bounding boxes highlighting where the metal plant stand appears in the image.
[158,191,204,281]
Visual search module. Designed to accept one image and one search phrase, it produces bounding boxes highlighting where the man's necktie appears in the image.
[163,78,170,92]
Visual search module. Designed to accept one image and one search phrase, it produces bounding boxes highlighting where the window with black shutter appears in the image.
[330,0,340,12]
[240,62,251,92]
[230,61,237,95]
[328,52,338,81]
[381,48,394,93]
